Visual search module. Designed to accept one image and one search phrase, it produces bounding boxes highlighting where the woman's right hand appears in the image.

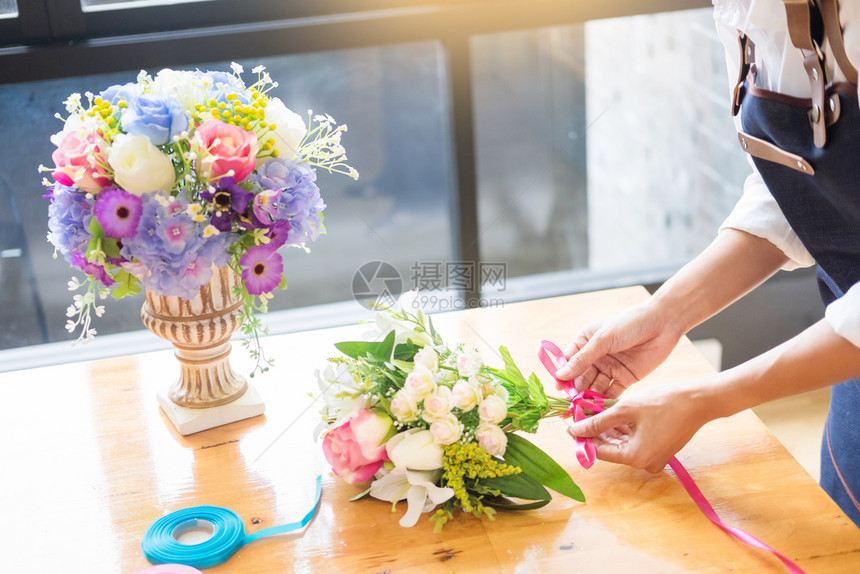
[554,301,684,398]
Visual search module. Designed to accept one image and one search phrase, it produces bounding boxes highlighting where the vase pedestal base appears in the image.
[157,383,266,436]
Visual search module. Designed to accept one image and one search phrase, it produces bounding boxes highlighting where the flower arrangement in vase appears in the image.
[42,63,356,433]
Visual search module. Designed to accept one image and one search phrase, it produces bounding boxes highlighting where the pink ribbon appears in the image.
[538,340,805,573]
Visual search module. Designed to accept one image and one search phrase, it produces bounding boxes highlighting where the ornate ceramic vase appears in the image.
[140,266,264,435]
[141,265,247,407]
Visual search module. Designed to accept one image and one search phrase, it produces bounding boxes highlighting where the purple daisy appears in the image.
[239,243,284,295]
[94,187,143,238]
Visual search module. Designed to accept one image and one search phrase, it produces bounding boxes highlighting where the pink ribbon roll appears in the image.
[538,340,805,574]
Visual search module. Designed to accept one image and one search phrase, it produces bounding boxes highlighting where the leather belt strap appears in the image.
[784,0,829,147]
[737,131,815,175]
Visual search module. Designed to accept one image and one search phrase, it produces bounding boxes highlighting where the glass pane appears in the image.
[81,0,212,11]
[473,8,749,280]
[0,0,17,18]
[0,41,453,351]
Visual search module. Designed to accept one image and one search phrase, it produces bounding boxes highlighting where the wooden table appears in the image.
[2,286,858,573]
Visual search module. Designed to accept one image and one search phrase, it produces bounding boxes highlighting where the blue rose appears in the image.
[121,96,189,146]
[99,82,142,105]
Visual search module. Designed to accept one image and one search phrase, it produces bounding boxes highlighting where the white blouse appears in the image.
[713,0,860,347]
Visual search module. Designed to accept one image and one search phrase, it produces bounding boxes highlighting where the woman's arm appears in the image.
[567,318,860,473]
[556,228,789,389]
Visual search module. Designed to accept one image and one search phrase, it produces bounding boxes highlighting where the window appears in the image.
[0,0,17,18]
[474,9,747,287]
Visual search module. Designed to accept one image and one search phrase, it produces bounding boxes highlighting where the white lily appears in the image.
[369,467,454,527]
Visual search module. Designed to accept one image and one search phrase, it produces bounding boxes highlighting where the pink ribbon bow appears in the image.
[538,340,805,574]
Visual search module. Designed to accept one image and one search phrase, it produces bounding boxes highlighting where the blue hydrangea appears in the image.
[249,158,326,246]
[47,184,95,263]
[120,192,236,299]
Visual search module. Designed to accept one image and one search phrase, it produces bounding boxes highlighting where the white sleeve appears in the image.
[825,283,860,348]
[718,168,815,271]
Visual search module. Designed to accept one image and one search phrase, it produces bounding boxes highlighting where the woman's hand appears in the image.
[566,381,711,473]
[555,301,684,398]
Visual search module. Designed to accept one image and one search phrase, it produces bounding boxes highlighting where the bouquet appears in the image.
[41,63,357,373]
[317,293,588,530]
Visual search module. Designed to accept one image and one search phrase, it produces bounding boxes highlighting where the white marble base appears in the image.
[157,383,266,436]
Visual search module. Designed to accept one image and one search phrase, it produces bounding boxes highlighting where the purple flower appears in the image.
[239,243,284,295]
[121,95,189,145]
[201,177,253,232]
[70,251,115,287]
[94,187,143,238]
[265,219,291,249]
[247,189,281,228]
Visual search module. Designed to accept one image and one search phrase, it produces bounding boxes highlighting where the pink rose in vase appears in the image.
[52,131,111,193]
[194,119,260,183]
[322,409,395,484]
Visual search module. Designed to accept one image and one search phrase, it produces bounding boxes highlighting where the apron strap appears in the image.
[818,0,859,85]
[732,32,755,116]
[783,0,830,147]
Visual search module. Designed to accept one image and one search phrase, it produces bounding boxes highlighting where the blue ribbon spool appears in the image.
[142,475,322,569]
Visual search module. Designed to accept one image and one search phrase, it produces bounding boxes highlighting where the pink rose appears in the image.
[195,119,260,182]
[52,131,111,192]
[322,409,394,484]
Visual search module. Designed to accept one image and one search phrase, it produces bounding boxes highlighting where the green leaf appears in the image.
[393,341,421,362]
[111,269,141,299]
[503,433,585,502]
[527,372,549,409]
[334,330,395,363]
[349,486,372,501]
[483,496,551,511]
[480,470,551,502]
[499,346,528,387]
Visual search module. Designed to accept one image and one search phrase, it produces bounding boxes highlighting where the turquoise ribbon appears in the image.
[142,475,322,569]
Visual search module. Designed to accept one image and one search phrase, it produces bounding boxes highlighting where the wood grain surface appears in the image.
[2,286,857,573]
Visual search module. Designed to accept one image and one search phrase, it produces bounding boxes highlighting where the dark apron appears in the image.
[734,1,860,526]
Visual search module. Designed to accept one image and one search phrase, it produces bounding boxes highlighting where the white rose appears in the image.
[475,422,507,456]
[429,413,463,445]
[456,349,483,378]
[266,97,307,160]
[413,347,438,371]
[386,428,443,470]
[421,386,453,422]
[150,69,210,112]
[404,365,436,399]
[451,379,482,412]
[390,390,419,423]
[108,133,175,195]
[478,394,507,424]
